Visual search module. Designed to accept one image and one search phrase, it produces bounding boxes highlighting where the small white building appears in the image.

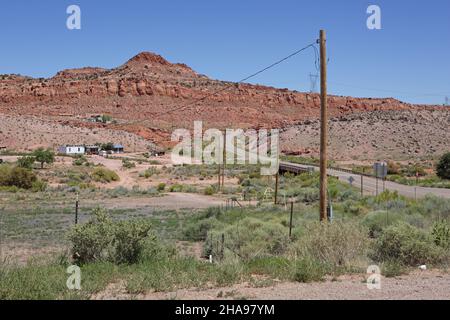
[58,145,85,155]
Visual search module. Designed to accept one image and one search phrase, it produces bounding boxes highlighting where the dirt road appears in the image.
[140,270,450,300]
[91,270,450,300]
[82,192,225,210]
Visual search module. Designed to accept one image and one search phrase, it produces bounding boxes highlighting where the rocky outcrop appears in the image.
[0,52,444,146]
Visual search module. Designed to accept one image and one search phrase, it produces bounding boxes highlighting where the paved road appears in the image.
[280,162,450,199]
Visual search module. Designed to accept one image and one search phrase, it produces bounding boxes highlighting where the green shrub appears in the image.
[122,159,136,169]
[387,160,401,175]
[362,210,403,237]
[245,256,292,280]
[432,220,450,249]
[91,168,120,183]
[293,256,327,283]
[69,209,115,264]
[206,218,290,261]
[436,153,450,180]
[2,166,38,189]
[291,221,369,269]
[17,156,36,169]
[169,184,183,192]
[68,208,160,265]
[370,223,447,266]
[157,183,166,191]
[0,164,11,186]
[31,180,48,192]
[113,220,158,264]
[140,167,158,178]
[204,185,216,196]
[73,156,86,166]
[382,260,407,278]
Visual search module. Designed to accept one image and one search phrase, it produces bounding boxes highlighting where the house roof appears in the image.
[61,145,85,148]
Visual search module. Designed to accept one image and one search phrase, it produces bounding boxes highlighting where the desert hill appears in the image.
[0,52,448,159]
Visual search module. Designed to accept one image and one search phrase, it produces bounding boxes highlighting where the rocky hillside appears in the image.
[281,109,450,161]
[0,52,447,156]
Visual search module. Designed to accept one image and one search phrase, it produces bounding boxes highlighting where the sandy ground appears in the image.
[91,270,450,300]
[83,192,226,210]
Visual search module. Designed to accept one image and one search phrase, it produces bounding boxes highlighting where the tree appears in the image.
[101,114,112,123]
[17,156,36,170]
[436,152,450,180]
[32,148,55,169]
[101,142,114,151]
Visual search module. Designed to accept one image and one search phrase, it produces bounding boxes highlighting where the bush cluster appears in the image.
[370,222,448,266]
[91,168,120,183]
[68,209,164,264]
[0,164,46,190]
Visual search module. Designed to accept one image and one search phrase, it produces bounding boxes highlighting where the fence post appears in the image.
[289,201,294,238]
[361,174,364,197]
[221,233,225,260]
[75,193,79,225]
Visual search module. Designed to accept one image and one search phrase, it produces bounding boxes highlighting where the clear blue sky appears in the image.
[0,0,449,105]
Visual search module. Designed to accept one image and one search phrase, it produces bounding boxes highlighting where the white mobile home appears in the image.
[58,145,85,155]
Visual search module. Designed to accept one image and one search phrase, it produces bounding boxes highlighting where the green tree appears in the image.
[17,156,36,169]
[32,148,55,169]
[436,152,450,180]
[101,142,114,151]
[101,114,112,123]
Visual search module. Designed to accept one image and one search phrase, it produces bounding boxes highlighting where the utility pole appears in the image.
[319,29,328,222]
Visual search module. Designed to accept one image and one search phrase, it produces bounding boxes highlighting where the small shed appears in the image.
[112,144,124,154]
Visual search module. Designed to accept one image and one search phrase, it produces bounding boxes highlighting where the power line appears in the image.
[143,41,319,118]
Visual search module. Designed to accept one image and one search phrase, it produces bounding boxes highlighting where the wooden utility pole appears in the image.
[319,29,328,222]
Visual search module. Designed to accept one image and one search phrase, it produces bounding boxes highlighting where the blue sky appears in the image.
[0,0,449,105]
